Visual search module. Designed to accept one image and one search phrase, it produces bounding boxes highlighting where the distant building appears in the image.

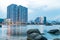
[35,16,46,24]
[0,18,4,23]
[35,17,40,23]
[7,4,28,23]
[44,17,46,24]
[0,18,4,27]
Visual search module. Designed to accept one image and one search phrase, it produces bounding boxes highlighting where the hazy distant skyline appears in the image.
[0,0,60,21]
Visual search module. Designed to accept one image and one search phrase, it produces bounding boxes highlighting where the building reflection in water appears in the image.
[7,24,27,40]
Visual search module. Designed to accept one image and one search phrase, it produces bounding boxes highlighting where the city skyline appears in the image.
[0,0,60,21]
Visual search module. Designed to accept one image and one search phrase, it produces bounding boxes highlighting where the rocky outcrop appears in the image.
[53,38,60,40]
[48,29,60,35]
[27,29,47,40]
[27,29,41,35]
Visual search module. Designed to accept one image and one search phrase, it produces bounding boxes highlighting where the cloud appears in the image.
[0,0,29,12]
[0,0,29,18]
[0,0,60,20]
[26,0,60,11]
[1,0,60,13]
[0,0,60,13]
[53,15,60,20]
[48,15,60,21]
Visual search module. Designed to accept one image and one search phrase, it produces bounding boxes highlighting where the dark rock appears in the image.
[48,29,60,35]
[34,35,47,40]
[29,33,40,39]
[0,25,2,27]
[27,29,47,40]
[27,29,41,35]
[27,35,47,40]
[53,38,60,40]
[6,39,8,40]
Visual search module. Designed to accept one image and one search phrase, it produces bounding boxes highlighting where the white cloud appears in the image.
[54,15,60,20]
[28,9,34,14]
[49,15,60,20]
[0,0,60,13]
[0,0,29,12]
[27,0,60,10]
[0,0,29,18]
[0,0,60,20]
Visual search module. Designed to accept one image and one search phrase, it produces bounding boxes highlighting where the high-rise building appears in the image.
[7,4,18,23]
[44,17,46,24]
[7,4,28,23]
[18,5,28,23]
[7,4,28,36]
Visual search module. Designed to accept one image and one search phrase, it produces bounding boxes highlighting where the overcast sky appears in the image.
[0,0,60,21]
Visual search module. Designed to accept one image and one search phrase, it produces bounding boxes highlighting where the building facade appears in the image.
[7,4,18,23]
[7,4,28,35]
[7,4,28,24]
[18,5,28,23]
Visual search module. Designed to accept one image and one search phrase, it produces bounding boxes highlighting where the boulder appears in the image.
[27,29,47,40]
[0,25,2,27]
[53,38,60,40]
[48,29,60,35]
[27,29,41,35]
[34,35,47,40]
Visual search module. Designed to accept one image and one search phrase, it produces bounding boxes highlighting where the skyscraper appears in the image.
[44,17,46,24]
[7,4,28,35]
[7,4,18,23]
[18,5,28,23]
[7,4,28,24]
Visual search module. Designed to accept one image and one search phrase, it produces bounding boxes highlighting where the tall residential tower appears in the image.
[18,5,28,23]
[7,4,28,23]
[7,4,18,23]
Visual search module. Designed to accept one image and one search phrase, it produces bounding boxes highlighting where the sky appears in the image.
[0,0,60,21]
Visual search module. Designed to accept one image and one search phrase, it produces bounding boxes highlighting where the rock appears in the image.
[27,29,41,35]
[48,29,60,35]
[34,35,47,40]
[27,29,41,40]
[53,38,60,40]
[0,25,2,27]
[29,33,40,39]
[27,34,47,40]
[27,29,47,40]
[6,39,8,40]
